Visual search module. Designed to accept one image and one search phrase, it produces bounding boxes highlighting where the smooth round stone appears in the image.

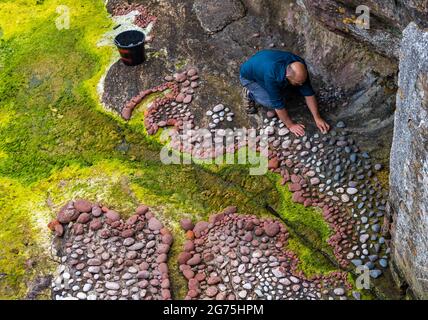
[310,177,320,185]
[346,188,358,195]
[278,128,289,136]
[282,140,291,149]
[88,266,100,274]
[289,276,299,284]
[333,288,345,296]
[371,224,381,233]
[336,121,346,128]
[243,283,252,290]
[206,110,213,116]
[341,194,350,203]
[351,259,363,267]
[360,234,370,243]
[379,259,388,268]
[213,104,225,113]
[83,284,92,292]
[370,270,382,279]
[238,290,248,299]
[105,282,120,290]
[348,181,358,188]
[306,171,316,177]
[369,255,379,262]
[238,264,246,274]
[374,164,383,171]
[76,292,87,300]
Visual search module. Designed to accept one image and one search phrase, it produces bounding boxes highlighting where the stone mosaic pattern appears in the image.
[63,0,394,300]
[119,65,391,278]
[260,116,390,277]
[49,201,173,300]
[178,207,351,300]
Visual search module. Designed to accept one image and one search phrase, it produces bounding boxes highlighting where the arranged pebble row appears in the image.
[110,2,157,29]
[48,200,173,300]
[260,113,390,277]
[121,67,201,136]
[178,207,352,300]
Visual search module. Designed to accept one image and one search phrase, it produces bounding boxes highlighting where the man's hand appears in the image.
[288,123,306,137]
[315,117,330,134]
[305,96,330,134]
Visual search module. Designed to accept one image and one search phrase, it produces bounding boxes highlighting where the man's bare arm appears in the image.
[305,95,330,134]
[305,95,321,119]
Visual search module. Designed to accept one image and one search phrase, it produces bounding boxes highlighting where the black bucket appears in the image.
[114,30,146,66]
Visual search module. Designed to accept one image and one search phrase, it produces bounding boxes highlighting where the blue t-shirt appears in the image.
[240,50,315,109]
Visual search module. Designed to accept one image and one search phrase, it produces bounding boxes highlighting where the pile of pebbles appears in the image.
[178,207,352,300]
[48,200,173,300]
[110,2,157,29]
[260,113,389,277]
[206,104,235,129]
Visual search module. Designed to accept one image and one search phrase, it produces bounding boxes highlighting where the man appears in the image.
[240,50,330,137]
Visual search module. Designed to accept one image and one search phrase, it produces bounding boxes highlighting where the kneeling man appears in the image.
[240,50,330,137]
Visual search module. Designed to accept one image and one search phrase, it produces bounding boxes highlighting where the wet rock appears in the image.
[193,0,246,34]
[77,213,91,224]
[180,219,194,231]
[105,210,120,222]
[206,286,218,297]
[264,223,280,237]
[105,282,120,290]
[336,121,346,129]
[193,221,209,237]
[268,157,280,170]
[213,104,225,113]
[148,217,163,231]
[74,200,92,213]
[89,218,102,231]
[346,188,358,195]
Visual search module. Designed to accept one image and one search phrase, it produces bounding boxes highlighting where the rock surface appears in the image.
[193,0,246,34]
[389,22,428,300]
[302,0,428,59]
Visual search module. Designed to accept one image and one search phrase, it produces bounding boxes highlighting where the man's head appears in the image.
[286,62,308,86]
